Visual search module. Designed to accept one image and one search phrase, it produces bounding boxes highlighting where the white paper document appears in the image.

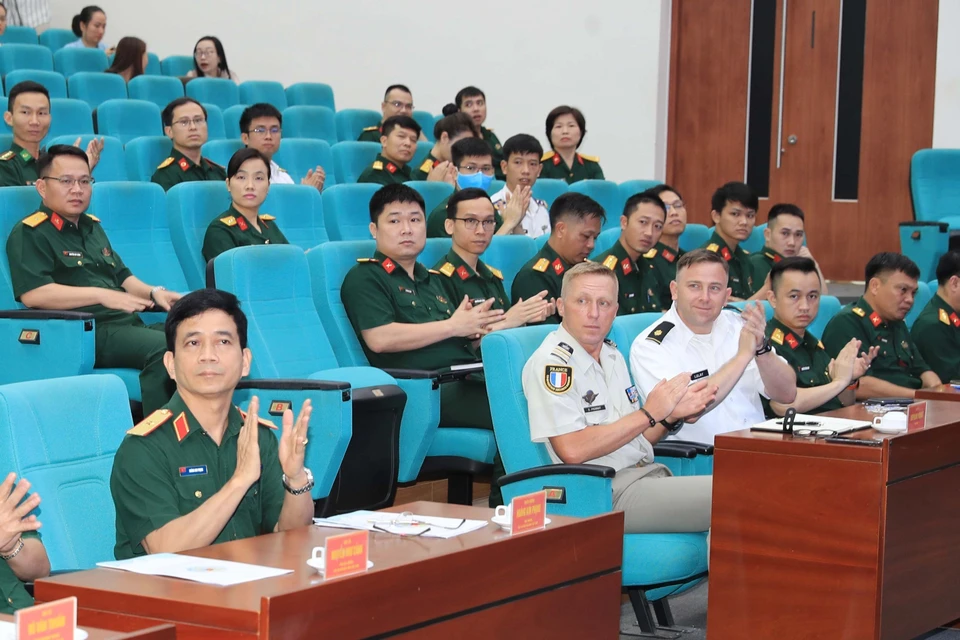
[753,414,871,434]
[314,510,488,539]
[97,553,293,586]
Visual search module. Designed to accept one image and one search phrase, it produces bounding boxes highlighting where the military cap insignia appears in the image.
[178,158,190,172]
[127,409,173,436]
[551,258,565,275]
[706,243,720,252]
[544,365,573,394]
[0,151,14,161]
[372,161,384,171]
[420,159,434,173]
[533,258,550,272]
[220,216,237,227]
[579,154,600,163]
[21,211,48,228]
[456,265,470,280]
[621,258,632,275]
[439,262,456,277]
[260,214,276,221]
[157,157,174,169]
[643,248,657,259]
[770,328,784,345]
[602,255,618,270]
[488,266,504,280]
[646,321,674,344]
[852,306,865,317]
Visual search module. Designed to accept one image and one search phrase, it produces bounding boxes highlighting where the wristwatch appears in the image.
[755,337,772,357]
[282,467,314,495]
[661,417,685,434]
[149,285,166,304]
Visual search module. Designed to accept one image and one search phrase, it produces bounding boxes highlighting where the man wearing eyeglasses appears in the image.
[6,145,182,413]
[357,85,428,143]
[151,98,226,192]
[239,103,324,191]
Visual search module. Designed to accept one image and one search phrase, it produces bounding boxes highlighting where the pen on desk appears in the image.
[775,421,821,426]
[823,437,883,447]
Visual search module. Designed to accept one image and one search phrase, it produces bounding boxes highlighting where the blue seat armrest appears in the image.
[0,310,96,384]
[235,377,350,393]
[498,463,615,518]
[380,369,442,481]
[665,440,715,456]
[436,362,483,384]
[0,309,95,321]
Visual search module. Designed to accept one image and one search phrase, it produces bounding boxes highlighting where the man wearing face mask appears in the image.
[426,138,525,238]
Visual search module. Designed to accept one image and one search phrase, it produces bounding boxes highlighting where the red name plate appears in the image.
[907,401,927,431]
[15,596,76,640]
[324,530,369,580]
[511,490,547,535]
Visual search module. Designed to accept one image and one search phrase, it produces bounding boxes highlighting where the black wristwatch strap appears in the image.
[638,407,657,428]
[755,338,772,357]
[661,417,684,433]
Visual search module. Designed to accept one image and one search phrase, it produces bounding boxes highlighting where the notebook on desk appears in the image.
[751,414,872,434]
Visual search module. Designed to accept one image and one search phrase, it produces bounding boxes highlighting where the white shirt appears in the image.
[490,185,550,239]
[523,324,655,471]
[63,39,107,51]
[630,304,784,444]
[270,159,294,185]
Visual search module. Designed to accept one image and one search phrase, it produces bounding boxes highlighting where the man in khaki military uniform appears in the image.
[151,98,225,191]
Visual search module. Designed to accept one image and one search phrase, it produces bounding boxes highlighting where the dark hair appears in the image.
[239,103,282,135]
[165,289,248,352]
[501,134,543,162]
[767,203,805,224]
[106,36,146,79]
[446,188,492,220]
[936,251,960,286]
[648,183,684,202]
[623,190,667,219]
[381,115,420,138]
[192,36,231,78]
[455,86,485,108]
[549,192,606,229]
[441,103,459,117]
[865,252,920,286]
[451,138,493,167]
[369,183,425,223]
[6,81,50,112]
[227,147,270,180]
[546,105,586,149]
[71,5,104,37]
[711,181,759,213]
[162,97,206,128]
[434,112,477,142]
[383,84,412,100]
[770,256,819,291]
[37,144,89,177]
[677,248,730,276]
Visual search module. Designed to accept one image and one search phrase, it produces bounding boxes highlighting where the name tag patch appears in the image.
[62,251,82,258]
[691,369,710,381]
[179,465,208,477]
[584,405,606,414]
[625,386,640,403]
[799,365,811,372]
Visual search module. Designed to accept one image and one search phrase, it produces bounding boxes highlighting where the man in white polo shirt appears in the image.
[488,134,550,238]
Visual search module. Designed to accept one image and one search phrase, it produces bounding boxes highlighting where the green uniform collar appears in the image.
[11,142,36,163]
[375,153,411,179]
[706,230,748,260]
[171,147,207,171]
[227,204,269,228]
[163,391,245,446]
[36,203,95,231]
[768,316,820,352]
[762,247,785,263]
[440,248,497,281]
[652,241,682,263]
[601,239,638,274]
[537,241,572,275]
[850,296,885,327]
[372,249,427,281]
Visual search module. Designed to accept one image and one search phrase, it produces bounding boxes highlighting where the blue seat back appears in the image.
[608,313,665,364]
[222,104,247,139]
[95,99,162,144]
[905,280,932,329]
[568,179,624,230]
[54,48,108,76]
[144,53,162,76]
[420,238,452,270]
[127,75,183,109]
[531,178,568,207]
[273,138,334,184]
[5,69,66,98]
[38,29,77,53]
[0,134,11,149]
[285,82,335,111]
[487,179,505,195]
[619,179,660,200]
[262,184,328,250]
[331,141,380,184]
[321,183,379,241]
[46,98,93,139]
[124,136,171,181]
[0,25,38,45]
[807,295,841,340]
[185,77,239,111]
[67,71,126,108]
[201,103,226,140]
[49,134,125,182]
[911,149,960,222]
[728,300,774,320]
[213,245,341,376]
[335,109,381,143]
[166,181,231,290]
[0,374,132,570]
[282,106,337,145]
[160,55,194,77]
[0,44,53,74]
[479,235,538,294]
[238,80,287,111]
[413,110,435,141]
[201,138,243,169]
[411,141,434,169]
[593,227,620,257]
[406,181,454,216]
[0,187,43,308]
[679,223,711,252]
[740,223,767,254]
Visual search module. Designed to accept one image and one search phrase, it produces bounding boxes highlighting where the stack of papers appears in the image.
[314,510,488,539]
[753,414,871,434]
[97,553,293,586]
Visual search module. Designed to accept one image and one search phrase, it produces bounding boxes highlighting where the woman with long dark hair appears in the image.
[105,36,147,82]
[186,36,238,82]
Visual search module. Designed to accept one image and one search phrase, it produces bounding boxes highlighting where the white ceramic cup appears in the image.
[873,411,907,431]
[495,505,511,520]
[311,546,325,564]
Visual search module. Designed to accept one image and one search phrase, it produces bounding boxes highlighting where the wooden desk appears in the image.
[707,402,960,640]
[0,614,175,639]
[34,502,622,639]
[916,384,960,402]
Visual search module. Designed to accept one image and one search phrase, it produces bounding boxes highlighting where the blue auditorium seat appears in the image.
[679,223,711,252]
[38,29,76,53]
[531,178,568,207]
[262,184,329,250]
[413,110,435,142]
[126,75,184,109]
[166,182,231,290]
[200,138,243,169]
[406,181,453,216]
[67,71,126,108]
[222,104,247,139]
[321,183,379,241]
[160,55,195,77]
[0,25,38,45]
[740,222,767,254]
[619,179,661,200]
[607,313,665,364]
[0,134,11,149]
[95,99,162,144]
[144,52,162,75]
[331,141,380,184]
[807,295,842,340]
[46,98,93,138]
[568,179,623,230]
[593,227,620,257]
[285,82,335,111]
[273,139,334,184]
[487,179,505,195]
[48,134,125,182]
[238,80,287,110]
[4,69,67,99]
[905,280,932,330]
[0,44,53,74]
[185,77,239,111]
[202,102,226,140]
[411,141,434,171]
[124,136,172,181]
[53,47,108,76]
[335,109,381,143]
[282,105,337,145]
[418,238,452,269]
[911,149,960,224]
[478,235,538,294]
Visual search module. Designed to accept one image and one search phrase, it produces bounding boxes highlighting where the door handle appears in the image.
[776,0,788,168]
[787,135,798,145]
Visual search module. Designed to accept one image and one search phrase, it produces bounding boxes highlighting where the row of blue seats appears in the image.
[0,43,158,78]
[902,149,960,282]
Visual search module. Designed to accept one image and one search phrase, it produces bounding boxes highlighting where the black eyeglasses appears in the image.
[454,218,496,231]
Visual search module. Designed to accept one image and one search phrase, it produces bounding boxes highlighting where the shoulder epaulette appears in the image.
[533,258,550,272]
[238,408,278,429]
[356,257,379,264]
[770,328,784,345]
[204,158,223,169]
[0,151,15,161]
[602,255,618,270]
[428,269,441,275]
[220,216,237,227]
[85,213,100,223]
[157,157,174,170]
[277,166,288,173]
[550,341,574,364]
[851,306,865,317]
[372,161,384,171]
[603,337,617,348]
[940,308,951,325]
[541,151,556,162]
[127,409,173,436]
[488,266,503,280]
[706,243,719,252]
[21,211,48,228]
[643,248,657,259]
[646,321,675,344]
[579,154,600,163]
[260,214,276,221]
[362,125,379,132]
[742,248,750,255]
[439,262,455,277]
[419,159,434,173]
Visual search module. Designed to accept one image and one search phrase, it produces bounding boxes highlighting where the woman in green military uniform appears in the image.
[540,105,604,184]
[202,148,288,263]
[452,86,505,180]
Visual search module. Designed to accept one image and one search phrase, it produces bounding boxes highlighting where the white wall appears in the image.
[934,0,960,147]
[47,0,671,182]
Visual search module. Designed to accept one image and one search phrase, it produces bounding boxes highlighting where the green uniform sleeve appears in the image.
[821,313,866,358]
[202,222,236,264]
[109,243,133,284]
[510,270,560,324]
[341,266,397,331]
[272,225,290,245]
[357,168,389,185]
[912,320,960,382]
[0,159,23,188]
[151,168,177,192]
[6,225,57,300]
[589,162,605,180]
[907,335,932,379]
[258,428,284,533]
[426,206,451,238]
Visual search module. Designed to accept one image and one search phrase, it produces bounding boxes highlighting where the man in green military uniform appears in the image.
[151,97,226,191]
[453,86,505,180]
[6,146,181,413]
[0,472,50,614]
[646,184,688,308]
[409,112,476,181]
[432,188,551,325]
[701,181,765,301]
[748,203,827,295]
[823,252,941,399]
[595,190,665,315]
[511,192,605,324]
[911,251,960,382]
[111,289,315,559]
[0,81,103,188]
[358,116,451,186]
[357,84,427,143]
[764,257,877,416]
